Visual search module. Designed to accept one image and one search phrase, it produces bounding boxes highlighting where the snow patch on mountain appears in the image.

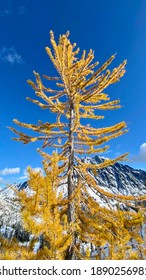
[0,156,146,231]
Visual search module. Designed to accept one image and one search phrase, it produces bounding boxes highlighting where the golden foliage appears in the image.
[9,30,127,160]
[5,30,146,260]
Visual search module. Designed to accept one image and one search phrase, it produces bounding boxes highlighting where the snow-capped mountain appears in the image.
[84,156,146,196]
[0,156,146,229]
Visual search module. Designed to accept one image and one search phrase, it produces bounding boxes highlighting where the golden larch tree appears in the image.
[8,31,146,259]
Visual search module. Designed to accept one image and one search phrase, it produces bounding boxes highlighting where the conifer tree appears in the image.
[18,152,73,259]
[9,31,146,259]
[0,236,19,260]
[0,152,74,260]
[75,188,145,259]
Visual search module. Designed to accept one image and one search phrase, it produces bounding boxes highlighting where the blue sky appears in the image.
[0,0,146,187]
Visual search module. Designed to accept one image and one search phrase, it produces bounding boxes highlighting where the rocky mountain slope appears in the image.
[1,156,146,229]
[84,156,146,196]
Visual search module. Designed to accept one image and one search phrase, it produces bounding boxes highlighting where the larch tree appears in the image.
[9,31,146,259]
[16,152,73,260]
[0,152,73,260]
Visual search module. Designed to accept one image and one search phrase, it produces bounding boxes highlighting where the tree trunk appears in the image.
[67,101,76,259]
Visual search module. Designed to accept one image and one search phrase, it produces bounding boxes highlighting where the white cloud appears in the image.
[0,177,7,184]
[139,143,146,161]
[129,143,146,163]
[18,167,44,180]
[33,167,44,175]
[0,2,26,17]
[0,167,20,176]
[18,169,28,180]
[0,8,13,17]
[0,47,23,64]
[18,6,26,15]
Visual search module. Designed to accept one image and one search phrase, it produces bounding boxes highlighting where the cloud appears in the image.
[18,169,28,180]
[0,8,13,17]
[139,143,146,161]
[0,2,26,17]
[129,143,146,163]
[0,177,7,184]
[33,167,44,175]
[0,167,20,176]
[18,167,44,180]
[18,6,26,15]
[0,47,24,64]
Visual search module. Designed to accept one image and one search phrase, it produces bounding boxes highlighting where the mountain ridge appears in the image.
[0,156,146,229]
